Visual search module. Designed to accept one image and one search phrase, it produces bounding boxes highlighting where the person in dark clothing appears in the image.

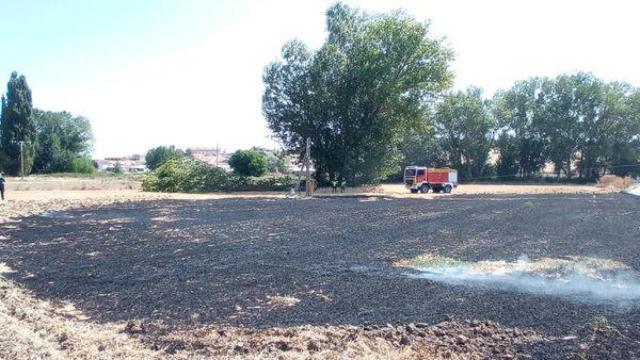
[0,173,5,201]
[331,180,338,193]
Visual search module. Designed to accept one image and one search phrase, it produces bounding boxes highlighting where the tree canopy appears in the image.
[0,72,36,175]
[433,87,496,180]
[32,110,94,173]
[263,3,454,184]
[145,145,184,171]
[228,149,269,177]
[491,73,640,180]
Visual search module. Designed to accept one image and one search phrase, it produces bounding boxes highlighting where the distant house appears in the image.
[96,155,148,173]
[187,147,231,171]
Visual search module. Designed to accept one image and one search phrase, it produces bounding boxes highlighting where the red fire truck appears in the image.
[404,166,458,194]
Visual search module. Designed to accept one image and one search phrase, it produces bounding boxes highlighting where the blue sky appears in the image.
[1,0,639,157]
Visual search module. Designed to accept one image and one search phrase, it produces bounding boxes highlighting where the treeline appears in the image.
[407,74,640,182]
[0,72,94,175]
[264,3,640,184]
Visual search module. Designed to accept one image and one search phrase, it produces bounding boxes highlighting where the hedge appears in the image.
[142,158,296,193]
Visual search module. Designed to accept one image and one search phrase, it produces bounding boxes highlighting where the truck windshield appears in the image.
[404,169,416,177]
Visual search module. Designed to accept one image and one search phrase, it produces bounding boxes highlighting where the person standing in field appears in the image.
[331,179,338,193]
[340,178,347,193]
[0,173,5,200]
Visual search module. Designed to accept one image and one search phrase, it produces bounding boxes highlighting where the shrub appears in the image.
[109,163,124,175]
[224,174,297,192]
[228,149,269,177]
[70,157,96,174]
[142,157,296,193]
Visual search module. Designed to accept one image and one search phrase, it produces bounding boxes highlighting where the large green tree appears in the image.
[576,81,640,179]
[492,73,640,181]
[145,145,184,170]
[492,78,547,177]
[263,3,453,184]
[228,149,269,177]
[0,72,36,175]
[434,87,496,180]
[32,110,94,173]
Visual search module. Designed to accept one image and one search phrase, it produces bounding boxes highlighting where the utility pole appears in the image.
[19,141,25,178]
[305,137,311,196]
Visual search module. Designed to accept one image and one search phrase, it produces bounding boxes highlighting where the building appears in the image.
[96,155,147,173]
[187,147,231,171]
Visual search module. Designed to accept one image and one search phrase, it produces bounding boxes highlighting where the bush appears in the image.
[145,145,184,170]
[228,149,269,177]
[142,157,295,193]
[69,157,95,174]
[224,175,297,192]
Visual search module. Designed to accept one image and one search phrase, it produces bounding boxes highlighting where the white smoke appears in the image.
[399,255,640,305]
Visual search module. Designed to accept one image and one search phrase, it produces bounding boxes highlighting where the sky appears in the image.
[1,0,639,158]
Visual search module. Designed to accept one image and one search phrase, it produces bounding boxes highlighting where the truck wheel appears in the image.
[419,184,430,193]
[410,189,418,194]
[444,185,452,193]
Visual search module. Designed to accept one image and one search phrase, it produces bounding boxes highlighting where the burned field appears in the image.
[1,193,640,358]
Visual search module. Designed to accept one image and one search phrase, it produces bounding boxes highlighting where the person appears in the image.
[0,172,5,201]
[331,179,338,193]
[340,178,347,193]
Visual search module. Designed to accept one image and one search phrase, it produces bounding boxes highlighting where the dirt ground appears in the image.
[0,183,638,359]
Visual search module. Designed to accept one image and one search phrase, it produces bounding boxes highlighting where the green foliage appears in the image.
[109,163,123,175]
[434,87,496,180]
[0,72,36,175]
[263,3,453,184]
[494,133,519,178]
[32,109,94,173]
[228,149,269,177]
[492,78,547,177]
[145,145,184,170]
[142,157,295,193]
[69,156,95,174]
[257,148,289,174]
[493,73,640,181]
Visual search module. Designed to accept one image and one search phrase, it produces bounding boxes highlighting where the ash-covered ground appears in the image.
[1,193,639,358]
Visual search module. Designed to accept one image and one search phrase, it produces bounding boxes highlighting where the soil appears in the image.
[0,192,638,359]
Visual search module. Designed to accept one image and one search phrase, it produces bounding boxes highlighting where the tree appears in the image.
[399,126,445,168]
[263,3,453,184]
[433,87,496,180]
[32,110,94,173]
[576,81,640,180]
[0,72,36,175]
[253,147,289,174]
[492,78,547,178]
[494,133,519,178]
[228,149,269,177]
[145,145,184,170]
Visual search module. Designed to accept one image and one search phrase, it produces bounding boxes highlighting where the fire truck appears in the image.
[404,166,458,194]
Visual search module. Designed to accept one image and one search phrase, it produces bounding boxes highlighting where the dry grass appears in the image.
[596,175,636,191]
[266,295,301,308]
[6,176,142,191]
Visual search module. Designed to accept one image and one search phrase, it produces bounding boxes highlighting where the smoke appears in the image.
[399,255,640,305]
[626,184,640,196]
